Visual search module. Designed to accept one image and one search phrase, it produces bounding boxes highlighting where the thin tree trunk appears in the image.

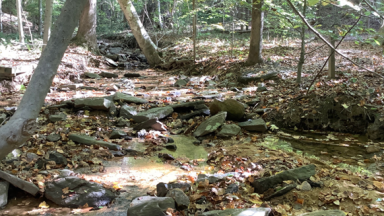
[245,0,264,65]
[118,0,162,67]
[43,0,53,49]
[193,0,196,62]
[71,0,99,53]
[297,0,307,84]
[156,0,163,29]
[0,0,88,160]
[16,0,25,44]
[38,0,42,36]
[328,36,336,79]
[231,9,234,58]
[0,0,3,33]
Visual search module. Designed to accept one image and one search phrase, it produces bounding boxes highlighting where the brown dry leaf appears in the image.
[39,201,49,209]
[373,181,384,191]
[198,179,209,188]
[172,112,178,119]
[62,187,69,194]
[71,207,93,214]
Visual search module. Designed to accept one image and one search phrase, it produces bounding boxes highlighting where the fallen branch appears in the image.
[286,0,384,79]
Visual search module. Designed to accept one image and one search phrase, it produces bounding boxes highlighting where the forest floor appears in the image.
[0,31,384,216]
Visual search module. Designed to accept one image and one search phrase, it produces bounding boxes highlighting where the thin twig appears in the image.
[286,0,384,79]
[305,44,326,55]
[361,0,384,20]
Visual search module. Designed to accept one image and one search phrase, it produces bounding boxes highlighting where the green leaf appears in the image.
[293,25,301,29]
[374,39,380,46]
[270,124,279,131]
[342,104,349,109]
[308,0,320,6]
[19,84,26,91]
[65,124,71,128]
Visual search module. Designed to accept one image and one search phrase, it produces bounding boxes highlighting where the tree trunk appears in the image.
[0,0,3,33]
[328,36,336,79]
[0,0,87,160]
[43,0,53,49]
[297,0,307,84]
[156,0,163,29]
[118,0,162,67]
[245,0,264,65]
[71,0,99,53]
[193,0,196,62]
[38,0,42,36]
[16,0,24,44]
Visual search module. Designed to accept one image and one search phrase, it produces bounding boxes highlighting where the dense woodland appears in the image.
[0,0,384,215]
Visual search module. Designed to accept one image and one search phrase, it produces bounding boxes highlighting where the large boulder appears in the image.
[209,99,245,121]
[217,124,241,137]
[193,112,227,137]
[238,119,267,132]
[166,188,189,210]
[132,106,174,123]
[127,196,175,216]
[45,176,116,208]
[114,92,148,104]
[199,208,271,216]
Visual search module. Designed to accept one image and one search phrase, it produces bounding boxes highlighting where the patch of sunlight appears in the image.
[338,0,361,11]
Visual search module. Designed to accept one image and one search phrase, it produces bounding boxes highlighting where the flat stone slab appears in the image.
[170,101,205,110]
[84,72,100,79]
[119,104,137,118]
[134,118,167,131]
[193,112,227,137]
[114,92,148,104]
[0,170,39,196]
[68,134,122,151]
[238,119,267,132]
[132,106,174,123]
[100,71,118,78]
[217,124,241,137]
[199,208,271,216]
[298,210,346,216]
[74,97,114,111]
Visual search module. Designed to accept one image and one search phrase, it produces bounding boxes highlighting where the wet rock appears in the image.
[210,99,245,121]
[124,73,141,77]
[367,145,381,153]
[0,113,7,124]
[174,79,188,87]
[199,208,271,216]
[298,210,345,216]
[45,176,116,208]
[110,130,127,139]
[166,188,189,210]
[238,119,267,132]
[114,92,148,104]
[109,150,126,157]
[132,106,174,123]
[26,152,39,162]
[225,184,239,194]
[264,184,297,200]
[170,101,205,110]
[297,181,312,191]
[84,72,100,79]
[165,144,177,150]
[49,112,67,122]
[48,151,67,166]
[0,180,9,207]
[100,71,118,78]
[127,196,175,216]
[0,170,39,196]
[217,124,241,137]
[134,118,167,131]
[252,164,316,194]
[156,182,191,197]
[5,149,22,163]
[59,169,74,177]
[193,112,227,137]
[119,104,137,118]
[74,97,115,111]
[68,134,122,151]
[47,134,61,142]
[125,149,144,157]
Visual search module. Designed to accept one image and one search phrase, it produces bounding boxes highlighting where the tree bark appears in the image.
[43,0,53,49]
[0,0,3,33]
[156,0,163,29]
[71,0,99,53]
[193,0,196,62]
[0,0,87,160]
[16,0,25,44]
[297,0,307,84]
[118,0,162,67]
[245,0,264,65]
[328,36,336,79]
[38,0,42,36]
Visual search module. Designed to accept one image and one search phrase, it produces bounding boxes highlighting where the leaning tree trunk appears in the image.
[118,0,162,67]
[16,0,24,44]
[0,0,87,160]
[71,0,99,53]
[38,0,42,36]
[43,0,53,49]
[245,0,264,65]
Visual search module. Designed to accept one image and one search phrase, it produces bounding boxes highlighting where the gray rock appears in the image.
[84,72,100,79]
[0,113,6,124]
[297,181,312,191]
[68,134,122,151]
[197,172,238,184]
[124,73,141,77]
[0,170,39,196]
[156,182,191,197]
[166,188,189,210]
[193,112,227,137]
[134,118,167,131]
[0,180,9,207]
[217,124,241,137]
[45,176,116,208]
[79,86,99,90]
[110,130,127,139]
[366,145,381,153]
[74,97,114,111]
[265,184,297,200]
[48,152,67,165]
[165,144,177,150]
[238,119,267,132]
[100,71,118,78]
[114,92,148,104]
[298,210,346,216]
[174,79,188,87]
[119,104,137,118]
[132,106,174,123]
[257,86,267,92]
[115,117,129,127]
[47,134,61,142]
[252,164,316,194]
[109,47,122,54]
[170,101,205,110]
[128,196,175,216]
[59,169,74,177]
[209,99,245,121]
[49,112,67,122]
[225,184,239,194]
[199,208,271,216]
[245,98,261,106]
[26,152,39,162]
